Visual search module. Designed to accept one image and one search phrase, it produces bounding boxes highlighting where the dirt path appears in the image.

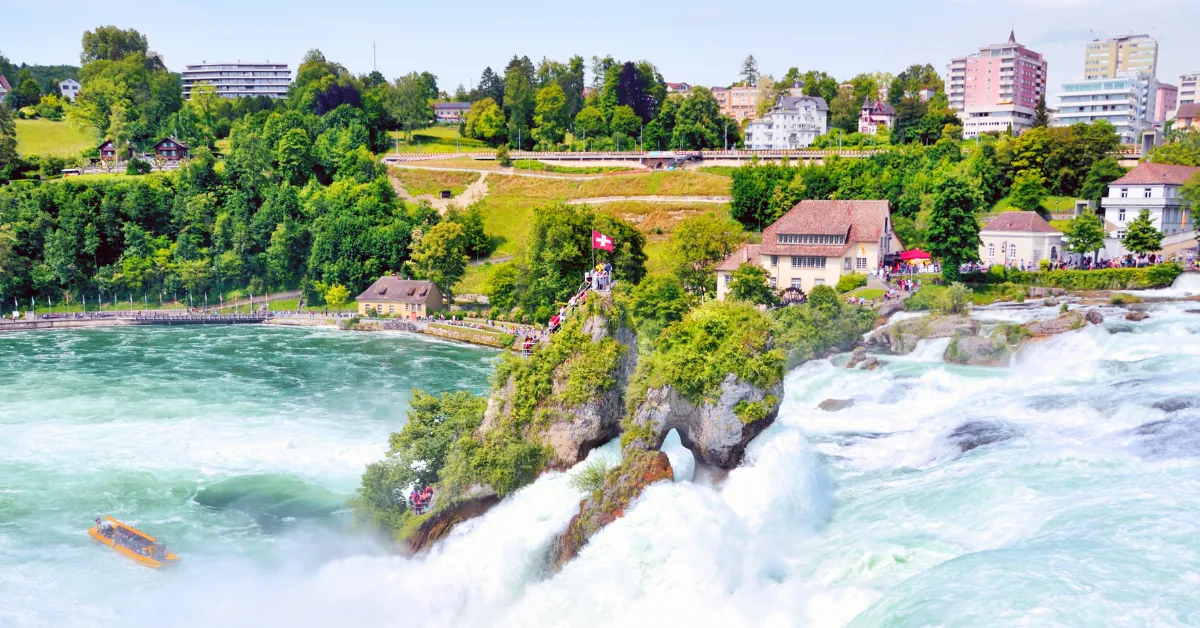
[566,195,731,205]
[387,163,610,181]
[389,172,491,214]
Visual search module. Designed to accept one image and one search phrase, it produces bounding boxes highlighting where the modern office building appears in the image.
[181,62,292,99]
[1083,34,1158,80]
[947,32,1048,138]
[1178,72,1200,108]
[1156,83,1178,123]
[1051,72,1156,145]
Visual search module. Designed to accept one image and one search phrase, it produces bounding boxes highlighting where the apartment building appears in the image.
[1156,84,1178,123]
[1052,72,1157,144]
[181,62,292,99]
[1100,162,1199,256]
[1178,72,1199,108]
[713,84,760,122]
[1083,34,1158,80]
[744,96,829,149]
[947,32,1048,138]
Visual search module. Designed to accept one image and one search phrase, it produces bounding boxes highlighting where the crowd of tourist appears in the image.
[409,486,434,515]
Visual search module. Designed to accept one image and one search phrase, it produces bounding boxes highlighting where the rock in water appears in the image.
[1085,309,1104,325]
[866,315,980,355]
[625,374,782,469]
[947,421,1017,453]
[1023,311,1085,336]
[845,347,867,369]
[1126,311,1150,322]
[552,451,673,570]
[944,335,1014,367]
[818,398,856,412]
[860,356,882,370]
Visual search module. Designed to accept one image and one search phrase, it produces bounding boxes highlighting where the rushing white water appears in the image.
[4,296,1200,627]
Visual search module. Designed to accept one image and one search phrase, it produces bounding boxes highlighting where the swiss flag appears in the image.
[592,230,614,252]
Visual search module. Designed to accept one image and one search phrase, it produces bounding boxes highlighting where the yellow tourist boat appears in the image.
[88,516,180,568]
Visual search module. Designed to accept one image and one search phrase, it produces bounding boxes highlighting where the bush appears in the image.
[125,159,152,175]
[568,456,616,495]
[931,282,972,315]
[1110,293,1142,305]
[835,273,868,293]
[963,264,1183,290]
[496,144,512,167]
[773,299,875,367]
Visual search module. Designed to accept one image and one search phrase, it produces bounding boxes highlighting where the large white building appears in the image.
[1178,72,1200,109]
[743,95,828,149]
[1051,72,1156,145]
[1099,162,1199,256]
[58,78,81,102]
[181,62,292,100]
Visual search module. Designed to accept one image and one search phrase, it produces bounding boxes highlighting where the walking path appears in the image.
[388,163,610,181]
[566,195,731,205]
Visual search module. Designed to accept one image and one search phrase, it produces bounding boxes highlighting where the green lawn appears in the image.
[388,125,494,154]
[993,195,1077,215]
[845,287,885,301]
[15,119,98,157]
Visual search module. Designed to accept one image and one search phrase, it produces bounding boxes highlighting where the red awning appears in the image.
[899,249,931,261]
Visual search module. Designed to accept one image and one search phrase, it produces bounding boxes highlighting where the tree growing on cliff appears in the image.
[926,176,981,282]
[1062,212,1106,257]
[727,263,779,306]
[1121,209,1163,254]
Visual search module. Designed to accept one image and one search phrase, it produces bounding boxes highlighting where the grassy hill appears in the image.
[387,125,494,153]
[15,119,98,157]
[992,194,1077,215]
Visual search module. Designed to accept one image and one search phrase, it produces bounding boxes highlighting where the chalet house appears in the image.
[0,75,10,103]
[356,276,442,319]
[978,212,1064,267]
[97,139,126,162]
[152,138,188,162]
[858,98,896,135]
[1100,161,1200,256]
[716,200,900,299]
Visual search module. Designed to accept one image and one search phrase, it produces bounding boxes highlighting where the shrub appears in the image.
[932,283,972,315]
[773,300,875,367]
[835,273,868,293]
[125,159,152,175]
[1110,293,1142,305]
[568,456,616,495]
[962,264,1183,290]
[496,144,512,167]
[1039,259,1051,271]
[734,395,778,424]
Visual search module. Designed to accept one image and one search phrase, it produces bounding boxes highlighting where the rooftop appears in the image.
[716,244,762,272]
[434,101,472,110]
[1174,103,1200,119]
[1110,161,1200,186]
[356,277,438,303]
[760,200,890,257]
[981,212,1060,234]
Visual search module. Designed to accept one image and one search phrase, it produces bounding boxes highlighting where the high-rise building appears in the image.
[1178,72,1200,107]
[1156,83,1178,123]
[181,62,292,100]
[1051,72,1157,144]
[1083,34,1158,80]
[947,31,1048,138]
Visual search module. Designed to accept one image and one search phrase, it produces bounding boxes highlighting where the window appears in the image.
[376,304,383,313]
[791,256,826,268]
[1120,188,1129,198]
[768,277,776,288]
[844,257,852,270]
[770,255,778,267]
[1143,188,1152,198]
[790,278,802,289]
[389,305,395,314]
[814,278,825,285]
[1010,244,1017,258]
[1118,209,1126,221]
[988,243,995,258]
[856,258,868,270]
[724,273,731,287]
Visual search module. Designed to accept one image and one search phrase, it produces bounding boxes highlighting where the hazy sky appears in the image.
[5,0,1199,95]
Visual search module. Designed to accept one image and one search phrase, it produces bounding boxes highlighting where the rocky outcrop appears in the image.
[845,347,882,370]
[1085,310,1105,325]
[860,357,881,370]
[552,451,673,570]
[1027,287,1068,298]
[1126,311,1150,322]
[866,315,980,355]
[625,374,782,470]
[944,334,1014,367]
[1023,311,1085,336]
[404,484,499,554]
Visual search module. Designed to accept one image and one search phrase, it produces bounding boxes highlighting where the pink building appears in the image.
[947,31,1048,138]
[858,99,896,135]
[1156,83,1178,122]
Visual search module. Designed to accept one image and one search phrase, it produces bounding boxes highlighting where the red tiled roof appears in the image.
[760,200,890,256]
[1175,103,1200,120]
[1111,162,1200,186]
[0,75,10,92]
[356,277,438,303]
[715,244,761,271]
[982,211,1060,234]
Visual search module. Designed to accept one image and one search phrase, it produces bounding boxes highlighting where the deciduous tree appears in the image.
[410,221,468,302]
[926,176,981,282]
[1121,209,1163,254]
[324,283,350,312]
[80,26,149,63]
[1008,170,1048,212]
[667,212,744,295]
[1062,212,1106,257]
[728,263,778,306]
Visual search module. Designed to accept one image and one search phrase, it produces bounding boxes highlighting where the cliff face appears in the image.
[624,374,783,469]
[404,484,499,554]
[551,450,673,570]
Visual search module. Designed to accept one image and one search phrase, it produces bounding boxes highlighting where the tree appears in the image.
[1080,157,1127,205]
[532,83,568,148]
[1121,209,1163,254]
[667,213,744,295]
[1032,95,1049,128]
[609,105,642,140]
[629,275,693,337]
[740,55,760,86]
[475,67,505,107]
[926,176,981,282]
[1182,172,1200,214]
[573,106,607,139]
[80,26,149,63]
[324,283,350,313]
[1062,212,1106,258]
[389,72,434,139]
[727,263,778,306]
[561,55,587,119]
[1008,170,1048,212]
[671,87,722,150]
[7,79,42,109]
[445,202,490,258]
[463,97,506,146]
[503,56,536,148]
[276,128,313,186]
[410,221,468,303]
[1147,132,1200,166]
[0,104,17,180]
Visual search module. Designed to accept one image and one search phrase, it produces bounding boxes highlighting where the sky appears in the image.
[5,0,1199,97]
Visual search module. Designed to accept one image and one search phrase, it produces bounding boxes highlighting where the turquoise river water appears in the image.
[2,292,1200,627]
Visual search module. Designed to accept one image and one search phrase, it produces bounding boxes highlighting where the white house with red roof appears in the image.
[1100,161,1199,256]
[978,212,1064,267]
[0,75,11,104]
[715,200,900,299]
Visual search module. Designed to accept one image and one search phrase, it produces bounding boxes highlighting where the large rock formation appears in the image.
[552,451,673,570]
[943,334,1015,367]
[624,374,782,469]
[1024,311,1085,336]
[866,315,980,355]
[404,484,499,554]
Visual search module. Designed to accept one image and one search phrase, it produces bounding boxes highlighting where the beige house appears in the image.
[978,212,1064,267]
[356,276,442,319]
[716,200,900,300]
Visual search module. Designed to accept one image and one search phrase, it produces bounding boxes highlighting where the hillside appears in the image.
[15,119,97,157]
